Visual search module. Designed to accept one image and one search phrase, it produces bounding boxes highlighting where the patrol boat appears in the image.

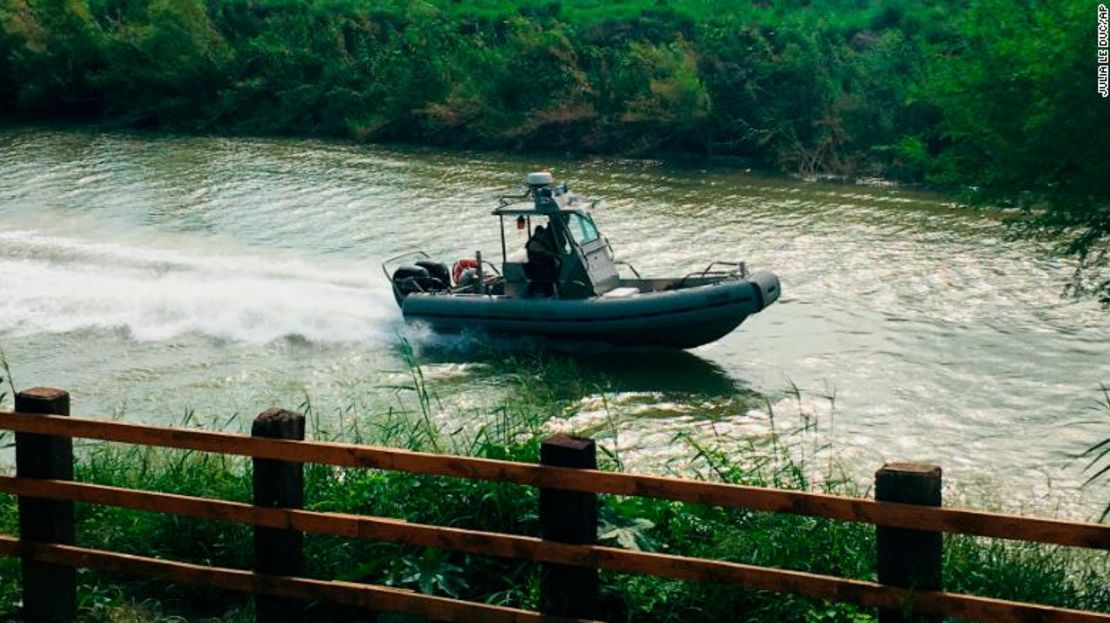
[383,172,780,349]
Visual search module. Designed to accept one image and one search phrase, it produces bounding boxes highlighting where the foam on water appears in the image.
[0,227,401,344]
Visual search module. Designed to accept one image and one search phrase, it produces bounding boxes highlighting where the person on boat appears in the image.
[525,224,560,296]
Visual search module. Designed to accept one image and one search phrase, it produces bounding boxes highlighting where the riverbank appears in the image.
[0,1,1083,175]
[1,352,1107,622]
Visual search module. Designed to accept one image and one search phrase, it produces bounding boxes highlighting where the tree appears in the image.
[915,0,1110,301]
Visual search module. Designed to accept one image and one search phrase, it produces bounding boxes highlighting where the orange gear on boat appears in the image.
[452,258,479,284]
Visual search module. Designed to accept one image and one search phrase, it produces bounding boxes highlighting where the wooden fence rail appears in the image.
[2,410,1106,549]
[0,387,1108,623]
[0,536,593,623]
[0,475,1105,623]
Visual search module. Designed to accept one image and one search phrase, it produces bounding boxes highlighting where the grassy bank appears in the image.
[1,351,1107,622]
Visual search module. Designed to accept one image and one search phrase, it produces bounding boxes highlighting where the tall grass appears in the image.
[0,347,1107,622]
[1079,384,1110,522]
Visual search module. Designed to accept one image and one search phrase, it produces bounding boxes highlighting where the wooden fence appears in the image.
[0,386,1107,623]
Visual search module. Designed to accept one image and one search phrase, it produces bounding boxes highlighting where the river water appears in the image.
[1,128,1107,517]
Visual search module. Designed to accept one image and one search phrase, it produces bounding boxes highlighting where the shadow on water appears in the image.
[406,332,753,400]
[568,349,743,397]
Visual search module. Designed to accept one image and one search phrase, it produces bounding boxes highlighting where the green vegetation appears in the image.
[1,350,1107,622]
[1081,385,1110,522]
[0,0,1107,299]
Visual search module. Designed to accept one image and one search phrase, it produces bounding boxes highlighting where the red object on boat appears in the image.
[452,258,479,284]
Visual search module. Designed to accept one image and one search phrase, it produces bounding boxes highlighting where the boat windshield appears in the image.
[563,212,600,246]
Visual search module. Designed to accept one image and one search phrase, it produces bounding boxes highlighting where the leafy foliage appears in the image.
[907,0,1110,300]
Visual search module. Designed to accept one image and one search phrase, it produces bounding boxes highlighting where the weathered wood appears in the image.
[876,463,943,623]
[14,389,76,623]
[0,529,1106,623]
[539,435,598,618]
[252,409,306,623]
[0,536,596,623]
[0,411,1108,549]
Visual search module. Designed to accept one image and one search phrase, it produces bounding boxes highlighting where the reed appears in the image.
[1079,384,1110,522]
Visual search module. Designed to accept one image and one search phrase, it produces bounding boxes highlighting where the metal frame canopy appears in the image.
[492,172,597,263]
[492,203,601,260]
[495,198,584,256]
[491,205,588,217]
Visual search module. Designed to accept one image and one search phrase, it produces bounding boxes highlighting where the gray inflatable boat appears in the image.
[384,172,780,349]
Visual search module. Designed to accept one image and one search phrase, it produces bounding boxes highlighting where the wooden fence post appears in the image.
[15,387,76,623]
[875,463,943,623]
[539,434,599,619]
[252,409,306,623]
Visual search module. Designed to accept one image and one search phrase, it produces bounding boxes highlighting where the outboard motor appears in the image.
[415,260,451,289]
[391,266,431,297]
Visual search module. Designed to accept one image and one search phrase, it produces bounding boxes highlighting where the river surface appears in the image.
[1,128,1107,518]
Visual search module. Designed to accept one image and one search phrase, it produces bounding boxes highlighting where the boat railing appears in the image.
[613,260,642,280]
[677,261,748,288]
[479,260,502,277]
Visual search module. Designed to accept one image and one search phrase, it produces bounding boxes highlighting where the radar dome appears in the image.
[526,171,553,186]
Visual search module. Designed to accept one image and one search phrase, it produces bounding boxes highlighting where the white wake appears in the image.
[0,229,400,344]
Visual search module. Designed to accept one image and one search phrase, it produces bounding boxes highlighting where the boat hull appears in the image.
[400,271,780,349]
